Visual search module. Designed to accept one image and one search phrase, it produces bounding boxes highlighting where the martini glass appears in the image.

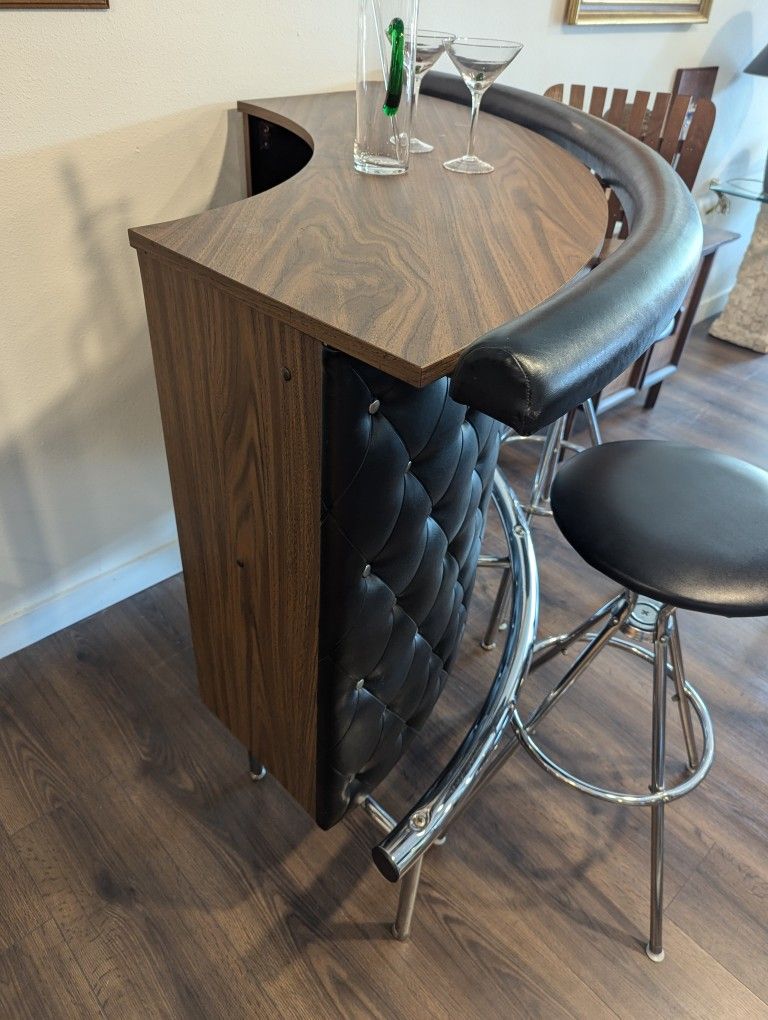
[444,37,523,174]
[411,30,456,153]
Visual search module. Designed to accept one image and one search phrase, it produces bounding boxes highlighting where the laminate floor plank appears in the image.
[667,839,768,1003]
[12,774,290,1020]
[0,918,103,1020]
[1,324,768,1017]
[0,824,49,953]
[119,653,582,1019]
[0,653,113,835]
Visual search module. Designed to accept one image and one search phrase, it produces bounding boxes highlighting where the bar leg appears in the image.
[249,752,267,781]
[646,618,669,963]
[392,857,424,941]
[668,613,699,772]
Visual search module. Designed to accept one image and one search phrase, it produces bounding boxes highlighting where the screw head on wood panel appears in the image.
[282,367,292,381]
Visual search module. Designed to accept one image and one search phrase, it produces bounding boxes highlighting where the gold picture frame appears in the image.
[0,1,108,7]
[566,0,712,25]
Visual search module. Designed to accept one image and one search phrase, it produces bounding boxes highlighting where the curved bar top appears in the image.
[129,90,608,387]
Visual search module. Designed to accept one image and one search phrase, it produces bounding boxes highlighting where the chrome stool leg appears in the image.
[357,793,430,941]
[512,598,715,963]
[647,607,672,963]
[392,858,424,941]
[524,594,633,732]
[669,612,699,771]
[528,415,567,517]
[500,398,601,521]
[582,395,603,447]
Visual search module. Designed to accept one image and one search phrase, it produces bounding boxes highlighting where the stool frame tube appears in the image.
[372,471,539,884]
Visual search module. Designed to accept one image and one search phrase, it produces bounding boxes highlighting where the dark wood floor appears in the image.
[2,322,768,1019]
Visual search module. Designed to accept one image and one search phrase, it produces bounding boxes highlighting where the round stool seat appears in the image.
[550,440,768,616]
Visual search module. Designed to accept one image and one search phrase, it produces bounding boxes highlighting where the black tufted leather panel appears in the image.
[316,350,500,828]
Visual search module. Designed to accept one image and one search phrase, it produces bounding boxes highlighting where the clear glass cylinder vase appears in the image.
[354,0,419,175]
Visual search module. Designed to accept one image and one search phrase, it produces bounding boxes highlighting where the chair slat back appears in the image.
[644,92,672,151]
[625,91,651,140]
[545,83,715,237]
[589,86,607,117]
[658,93,692,165]
[675,98,716,190]
[604,89,629,128]
[569,83,585,110]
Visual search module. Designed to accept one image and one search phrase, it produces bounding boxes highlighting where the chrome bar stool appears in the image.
[514,439,768,961]
[369,71,703,941]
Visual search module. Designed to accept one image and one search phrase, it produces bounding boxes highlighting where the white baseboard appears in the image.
[0,523,182,660]
[695,286,732,324]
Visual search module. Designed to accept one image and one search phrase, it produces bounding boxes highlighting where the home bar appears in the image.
[129,75,761,964]
[7,0,768,1010]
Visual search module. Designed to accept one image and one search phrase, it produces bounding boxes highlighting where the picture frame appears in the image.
[0,1,108,7]
[566,0,712,25]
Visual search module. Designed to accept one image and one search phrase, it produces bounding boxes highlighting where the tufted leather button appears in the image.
[317,350,500,828]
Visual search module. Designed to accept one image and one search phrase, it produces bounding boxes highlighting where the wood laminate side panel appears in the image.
[137,252,321,815]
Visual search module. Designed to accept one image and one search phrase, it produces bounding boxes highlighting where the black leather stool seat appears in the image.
[551,441,768,617]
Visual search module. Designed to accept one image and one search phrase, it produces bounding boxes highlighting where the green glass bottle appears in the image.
[354,0,419,175]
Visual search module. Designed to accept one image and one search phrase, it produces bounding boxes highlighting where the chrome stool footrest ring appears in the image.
[513,691,713,806]
[514,633,715,806]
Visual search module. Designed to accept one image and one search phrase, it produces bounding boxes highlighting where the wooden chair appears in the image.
[545,84,735,411]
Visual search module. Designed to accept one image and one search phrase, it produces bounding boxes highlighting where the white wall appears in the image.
[1,0,766,656]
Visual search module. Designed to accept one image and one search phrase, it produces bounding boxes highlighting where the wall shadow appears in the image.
[0,103,247,642]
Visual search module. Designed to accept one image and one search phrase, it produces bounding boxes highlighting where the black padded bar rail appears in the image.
[421,73,703,435]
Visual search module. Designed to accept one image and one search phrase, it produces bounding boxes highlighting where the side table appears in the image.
[709,178,768,353]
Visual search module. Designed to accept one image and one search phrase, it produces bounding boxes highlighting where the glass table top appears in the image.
[710,178,768,204]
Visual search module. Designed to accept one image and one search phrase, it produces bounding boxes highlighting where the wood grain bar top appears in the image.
[129,90,608,386]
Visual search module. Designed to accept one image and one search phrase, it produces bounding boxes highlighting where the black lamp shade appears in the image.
[745,43,768,77]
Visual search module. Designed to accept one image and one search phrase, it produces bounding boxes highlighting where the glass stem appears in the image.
[467,89,482,158]
[413,71,423,122]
